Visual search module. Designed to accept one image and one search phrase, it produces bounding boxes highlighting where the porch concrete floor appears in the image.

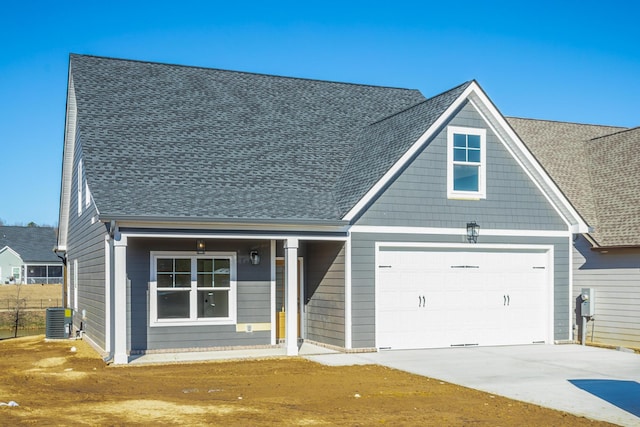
[127,341,339,365]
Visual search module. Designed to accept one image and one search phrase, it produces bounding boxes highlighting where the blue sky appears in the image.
[1,1,638,226]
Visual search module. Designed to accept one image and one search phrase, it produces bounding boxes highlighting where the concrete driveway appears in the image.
[305,344,640,426]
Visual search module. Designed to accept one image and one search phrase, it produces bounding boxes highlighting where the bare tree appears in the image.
[10,283,28,338]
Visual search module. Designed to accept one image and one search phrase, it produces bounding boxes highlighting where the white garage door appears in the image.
[376,247,550,350]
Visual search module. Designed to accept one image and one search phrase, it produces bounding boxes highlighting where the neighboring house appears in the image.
[0,226,63,284]
[57,54,588,364]
[508,119,640,349]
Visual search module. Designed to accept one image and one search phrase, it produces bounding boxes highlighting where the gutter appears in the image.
[52,246,67,310]
[591,245,640,253]
[97,214,349,227]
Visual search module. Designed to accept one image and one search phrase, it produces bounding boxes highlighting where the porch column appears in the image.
[284,238,299,356]
[112,232,128,364]
[270,240,276,346]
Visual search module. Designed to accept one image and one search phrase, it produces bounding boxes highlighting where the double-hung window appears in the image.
[447,126,486,199]
[150,252,236,326]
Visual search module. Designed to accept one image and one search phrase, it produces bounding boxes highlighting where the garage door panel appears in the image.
[377,248,550,350]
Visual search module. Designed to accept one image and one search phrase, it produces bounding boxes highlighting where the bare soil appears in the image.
[0,336,615,426]
[0,284,63,334]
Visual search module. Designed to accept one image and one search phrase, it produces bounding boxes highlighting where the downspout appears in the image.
[104,220,117,363]
[53,247,67,308]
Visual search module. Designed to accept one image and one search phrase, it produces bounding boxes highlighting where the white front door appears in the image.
[376,247,550,350]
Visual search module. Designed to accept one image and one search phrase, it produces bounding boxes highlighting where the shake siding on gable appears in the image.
[349,103,572,348]
[572,235,640,348]
[67,136,109,350]
[356,103,567,230]
[126,238,272,352]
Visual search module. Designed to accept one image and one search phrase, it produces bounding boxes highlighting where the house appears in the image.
[508,119,640,349]
[57,54,588,364]
[0,226,63,284]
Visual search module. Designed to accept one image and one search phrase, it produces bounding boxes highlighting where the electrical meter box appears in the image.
[580,288,595,317]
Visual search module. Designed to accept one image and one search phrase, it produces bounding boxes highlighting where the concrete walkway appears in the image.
[127,341,338,365]
[305,344,640,426]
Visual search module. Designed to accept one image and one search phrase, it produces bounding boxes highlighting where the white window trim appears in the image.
[77,161,83,216]
[447,126,486,199]
[73,259,78,311]
[85,181,91,208]
[149,251,237,327]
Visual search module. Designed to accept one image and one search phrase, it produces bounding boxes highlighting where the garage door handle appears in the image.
[503,294,510,306]
[418,295,426,307]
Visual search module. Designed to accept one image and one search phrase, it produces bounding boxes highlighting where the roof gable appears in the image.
[0,226,60,262]
[0,245,22,260]
[341,81,588,232]
[335,81,472,217]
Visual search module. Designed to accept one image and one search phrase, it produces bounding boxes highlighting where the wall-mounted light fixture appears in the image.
[466,221,480,243]
[196,239,206,254]
[249,250,261,265]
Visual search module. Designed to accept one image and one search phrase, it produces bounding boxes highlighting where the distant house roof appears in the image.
[0,226,60,263]
[586,128,640,247]
[69,54,432,223]
[507,118,639,247]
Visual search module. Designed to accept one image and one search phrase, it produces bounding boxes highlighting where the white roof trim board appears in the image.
[342,81,589,233]
[58,56,588,237]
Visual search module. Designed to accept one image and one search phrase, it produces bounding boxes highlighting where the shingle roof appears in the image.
[507,117,638,247]
[335,81,473,216]
[0,226,60,263]
[586,128,640,246]
[70,54,431,222]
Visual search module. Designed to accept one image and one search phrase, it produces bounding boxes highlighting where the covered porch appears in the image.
[106,228,349,364]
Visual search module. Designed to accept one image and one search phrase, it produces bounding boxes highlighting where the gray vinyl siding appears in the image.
[572,235,640,348]
[356,102,567,231]
[305,241,345,347]
[349,101,571,349]
[126,238,272,352]
[350,233,570,349]
[66,134,109,351]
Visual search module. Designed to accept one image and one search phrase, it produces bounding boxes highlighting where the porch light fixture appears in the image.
[466,221,480,243]
[196,239,206,254]
[249,250,261,265]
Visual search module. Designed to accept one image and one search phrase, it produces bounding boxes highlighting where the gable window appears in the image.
[447,126,486,199]
[150,252,236,326]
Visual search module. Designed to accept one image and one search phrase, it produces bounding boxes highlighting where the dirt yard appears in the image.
[0,336,616,426]
[0,284,63,335]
